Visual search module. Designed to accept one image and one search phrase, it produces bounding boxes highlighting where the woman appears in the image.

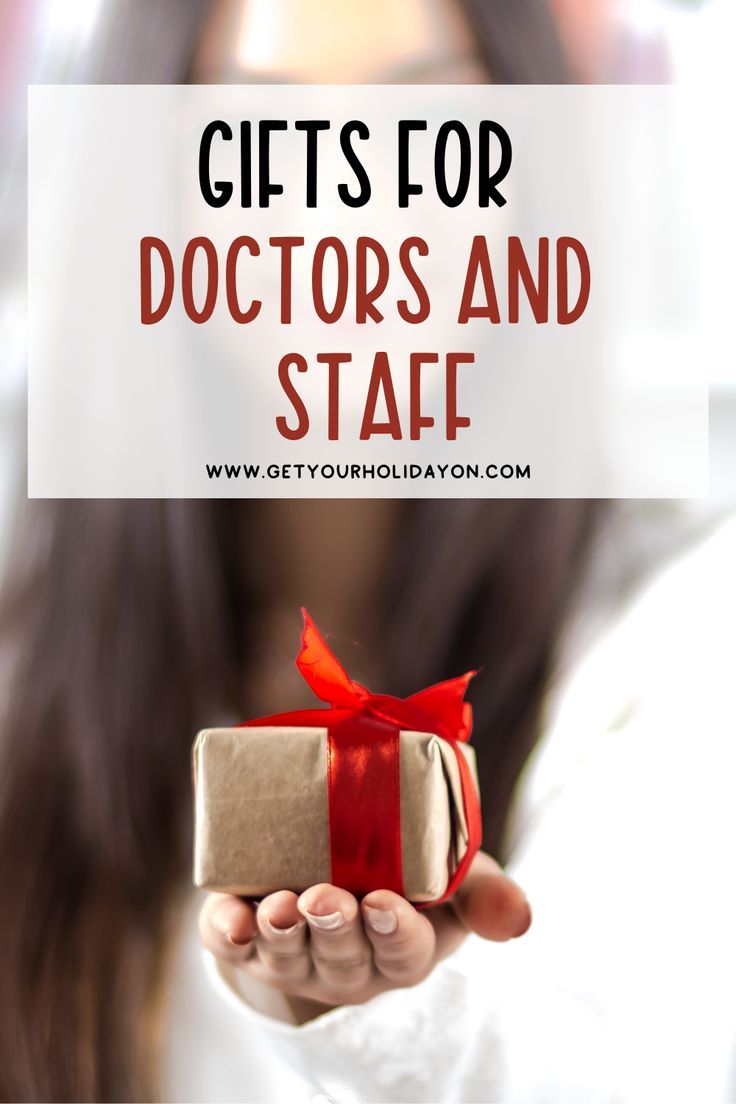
[3,3,734,1103]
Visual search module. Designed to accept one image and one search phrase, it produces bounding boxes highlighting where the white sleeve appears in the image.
[166,928,518,1104]
[205,936,632,1104]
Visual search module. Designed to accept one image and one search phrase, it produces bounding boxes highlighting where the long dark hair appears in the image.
[0,5,583,1102]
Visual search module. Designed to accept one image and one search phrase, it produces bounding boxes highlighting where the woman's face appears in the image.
[195,0,489,84]
[189,0,492,646]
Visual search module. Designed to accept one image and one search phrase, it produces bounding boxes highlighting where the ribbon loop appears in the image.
[296,608,363,708]
[297,609,477,744]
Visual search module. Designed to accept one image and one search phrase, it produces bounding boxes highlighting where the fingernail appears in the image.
[304,909,344,931]
[263,916,300,937]
[363,906,398,934]
[227,932,250,946]
[216,922,248,946]
[214,910,248,945]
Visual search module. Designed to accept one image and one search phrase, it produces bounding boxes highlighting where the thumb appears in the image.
[451,851,532,942]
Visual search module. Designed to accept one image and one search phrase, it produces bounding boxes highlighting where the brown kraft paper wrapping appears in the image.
[193,726,478,903]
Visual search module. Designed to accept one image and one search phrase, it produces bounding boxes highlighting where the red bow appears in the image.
[243,609,482,905]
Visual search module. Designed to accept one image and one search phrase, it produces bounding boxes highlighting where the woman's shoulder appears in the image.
[574,510,736,719]
[516,513,736,825]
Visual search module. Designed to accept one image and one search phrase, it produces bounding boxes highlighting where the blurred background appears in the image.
[0,0,734,571]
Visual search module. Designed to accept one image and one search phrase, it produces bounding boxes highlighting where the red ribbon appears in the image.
[243,609,482,906]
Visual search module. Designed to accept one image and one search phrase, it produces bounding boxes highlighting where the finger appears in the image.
[297,884,372,998]
[360,890,436,984]
[250,890,310,985]
[452,851,532,941]
[198,892,257,963]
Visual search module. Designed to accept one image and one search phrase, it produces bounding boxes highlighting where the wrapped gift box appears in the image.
[193,725,477,902]
[192,610,482,905]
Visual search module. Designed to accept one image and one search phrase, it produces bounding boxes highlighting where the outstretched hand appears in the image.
[199,852,531,1011]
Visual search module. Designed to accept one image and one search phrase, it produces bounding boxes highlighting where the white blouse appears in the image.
[164,517,736,1104]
